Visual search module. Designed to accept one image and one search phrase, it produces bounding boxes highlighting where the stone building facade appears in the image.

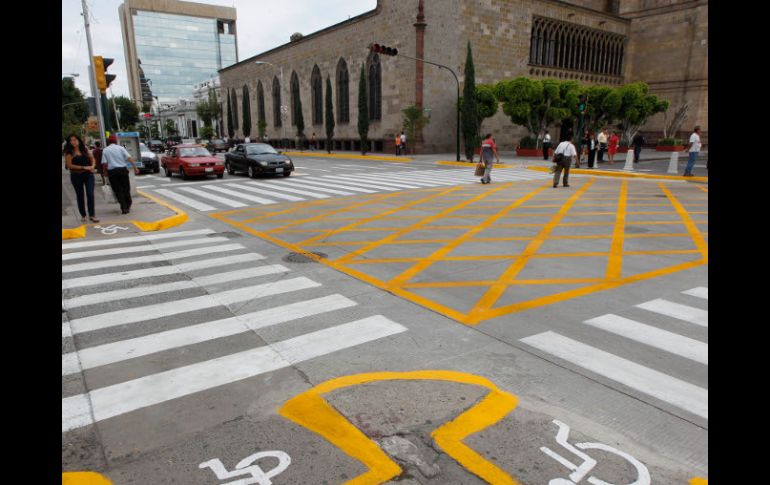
[219,0,707,154]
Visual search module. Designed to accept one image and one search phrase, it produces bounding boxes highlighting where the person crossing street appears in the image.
[102,135,140,214]
[552,134,577,188]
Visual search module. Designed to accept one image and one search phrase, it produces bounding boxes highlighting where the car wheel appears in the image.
[153,168,160,174]
[164,166,172,177]
[180,167,188,180]
[248,165,256,178]
[283,171,291,177]
[216,173,224,179]
[226,162,235,175]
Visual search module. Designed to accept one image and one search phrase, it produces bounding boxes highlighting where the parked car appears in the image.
[224,143,294,178]
[207,139,228,153]
[137,143,160,174]
[149,139,165,152]
[161,144,225,180]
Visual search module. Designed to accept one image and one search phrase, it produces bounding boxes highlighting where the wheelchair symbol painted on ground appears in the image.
[93,224,129,235]
[199,450,291,485]
[541,419,650,485]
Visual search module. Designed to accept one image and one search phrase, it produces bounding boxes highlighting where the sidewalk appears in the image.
[62,165,186,239]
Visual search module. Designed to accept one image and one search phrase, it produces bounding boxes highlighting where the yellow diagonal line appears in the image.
[301,186,462,246]
[387,183,550,287]
[696,185,708,193]
[659,183,708,261]
[606,180,627,280]
[465,179,596,324]
[336,183,515,264]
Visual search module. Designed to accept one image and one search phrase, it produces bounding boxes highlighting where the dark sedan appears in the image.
[149,139,165,152]
[207,139,229,153]
[224,143,294,178]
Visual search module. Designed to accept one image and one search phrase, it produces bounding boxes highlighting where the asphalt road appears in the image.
[62,153,708,485]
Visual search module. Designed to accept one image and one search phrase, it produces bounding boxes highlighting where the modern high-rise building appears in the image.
[119,0,238,106]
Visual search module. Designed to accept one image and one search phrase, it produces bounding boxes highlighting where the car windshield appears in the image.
[178,147,211,157]
[139,143,149,152]
[212,139,224,144]
[151,140,162,144]
[245,144,278,155]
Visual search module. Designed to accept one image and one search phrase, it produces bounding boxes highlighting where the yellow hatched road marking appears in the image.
[606,181,628,280]
[659,183,708,261]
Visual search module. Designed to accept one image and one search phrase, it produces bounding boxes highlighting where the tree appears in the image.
[230,89,239,137]
[461,42,480,161]
[226,89,234,138]
[663,101,690,139]
[199,125,214,140]
[580,85,619,133]
[62,78,88,139]
[325,76,335,153]
[615,82,669,145]
[294,92,305,142]
[494,77,571,145]
[460,83,499,158]
[108,95,140,129]
[357,64,369,154]
[402,105,430,152]
[241,85,251,138]
[164,119,178,136]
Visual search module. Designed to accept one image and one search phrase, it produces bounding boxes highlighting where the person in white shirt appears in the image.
[542,131,552,160]
[683,126,701,177]
[102,135,139,214]
[553,134,577,188]
[400,131,407,154]
[597,129,608,163]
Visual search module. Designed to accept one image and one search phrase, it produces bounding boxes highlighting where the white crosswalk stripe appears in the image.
[61,237,229,261]
[62,229,410,433]
[519,287,708,420]
[140,168,551,212]
[61,229,216,250]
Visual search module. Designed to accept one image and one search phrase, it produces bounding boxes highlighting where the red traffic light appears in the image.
[370,43,398,56]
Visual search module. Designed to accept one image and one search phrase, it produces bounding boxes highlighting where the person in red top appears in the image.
[479,133,500,184]
[607,131,619,165]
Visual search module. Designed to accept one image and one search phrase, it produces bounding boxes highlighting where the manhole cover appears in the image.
[283,252,327,263]
[654,194,668,198]
[209,231,242,239]
[625,226,650,234]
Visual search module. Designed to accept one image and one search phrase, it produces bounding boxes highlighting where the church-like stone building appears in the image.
[219,0,707,153]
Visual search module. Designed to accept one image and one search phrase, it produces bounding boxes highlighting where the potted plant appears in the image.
[656,137,686,151]
[516,135,541,157]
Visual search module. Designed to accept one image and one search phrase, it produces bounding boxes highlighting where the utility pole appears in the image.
[81,0,106,148]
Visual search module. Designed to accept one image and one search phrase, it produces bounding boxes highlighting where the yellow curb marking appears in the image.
[690,478,708,485]
[62,472,113,485]
[61,191,188,240]
[527,165,708,182]
[283,151,412,162]
[279,371,521,485]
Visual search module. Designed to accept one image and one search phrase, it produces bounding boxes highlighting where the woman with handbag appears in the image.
[479,134,499,184]
[607,131,619,165]
[63,134,99,223]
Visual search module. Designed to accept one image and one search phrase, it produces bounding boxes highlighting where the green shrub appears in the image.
[519,136,538,149]
[658,137,684,146]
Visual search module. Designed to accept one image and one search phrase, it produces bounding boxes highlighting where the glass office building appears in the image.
[120,0,237,106]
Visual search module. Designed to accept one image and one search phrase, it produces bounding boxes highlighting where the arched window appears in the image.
[272,76,282,128]
[290,71,300,127]
[230,89,238,132]
[311,65,323,125]
[257,81,265,129]
[336,58,349,123]
[368,53,382,121]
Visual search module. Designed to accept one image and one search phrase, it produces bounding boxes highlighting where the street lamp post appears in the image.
[153,96,163,139]
[254,61,286,146]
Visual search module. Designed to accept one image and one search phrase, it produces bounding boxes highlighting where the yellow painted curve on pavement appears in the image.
[62,472,113,484]
[279,371,521,485]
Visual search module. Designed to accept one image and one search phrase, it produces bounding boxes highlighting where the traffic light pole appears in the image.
[395,53,460,161]
[81,0,106,148]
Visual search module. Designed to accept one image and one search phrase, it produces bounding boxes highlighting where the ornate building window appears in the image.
[336,58,349,124]
[272,76,281,128]
[311,65,323,125]
[290,71,300,127]
[529,16,626,76]
[367,53,382,121]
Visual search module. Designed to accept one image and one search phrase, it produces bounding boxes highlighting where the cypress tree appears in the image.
[461,42,480,161]
[325,77,335,153]
[230,89,238,137]
[358,64,369,154]
[295,93,305,146]
[241,85,251,138]
[226,89,234,139]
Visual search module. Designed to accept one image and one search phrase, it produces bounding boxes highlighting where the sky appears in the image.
[62,0,377,99]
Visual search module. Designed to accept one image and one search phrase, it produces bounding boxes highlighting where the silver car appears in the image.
[138,143,161,174]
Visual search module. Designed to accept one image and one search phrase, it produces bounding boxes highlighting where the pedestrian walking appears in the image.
[92,140,106,185]
[632,133,646,163]
[103,134,139,214]
[542,131,552,160]
[310,133,317,150]
[597,128,608,163]
[479,133,500,184]
[63,134,99,223]
[400,131,407,155]
[394,133,401,156]
[584,130,598,168]
[607,131,619,165]
[552,134,577,188]
[683,125,701,177]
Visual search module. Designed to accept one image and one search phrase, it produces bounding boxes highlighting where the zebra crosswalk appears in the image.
[140,168,551,213]
[520,288,708,420]
[62,229,408,433]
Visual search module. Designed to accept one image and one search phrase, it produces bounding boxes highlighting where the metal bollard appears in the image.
[667,151,679,174]
[622,149,634,171]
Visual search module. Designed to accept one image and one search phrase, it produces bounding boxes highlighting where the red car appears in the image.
[161,144,225,180]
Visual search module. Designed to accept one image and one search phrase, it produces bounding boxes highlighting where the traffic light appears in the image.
[371,43,398,56]
[93,56,116,93]
[577,94,587,114]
